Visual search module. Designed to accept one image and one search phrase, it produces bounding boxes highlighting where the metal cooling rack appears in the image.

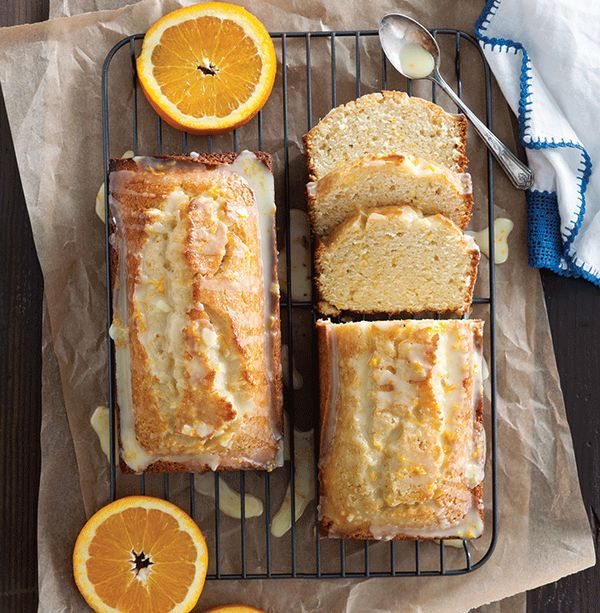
[102,28,498,579]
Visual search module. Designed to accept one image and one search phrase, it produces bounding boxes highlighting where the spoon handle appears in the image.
[431,73,534,190]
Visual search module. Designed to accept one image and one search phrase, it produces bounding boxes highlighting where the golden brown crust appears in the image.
[454,113,469,175]
[306,186,319,238]
[118,453,274,475]
[109,152,282,473]
[110,151,272,174]
[463,244,481,317]
[461,191,475,230]
[472,325,485,530]
[313,239,339,316]
[302,135,314,182]
[303,91,469,181]
[317,319,485,540]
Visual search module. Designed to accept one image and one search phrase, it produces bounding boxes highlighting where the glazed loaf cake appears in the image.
[108,151,283,473]
[317,319,485,540]
[307,152,473,240]
[303,91,468,180]
[315,205,480,316]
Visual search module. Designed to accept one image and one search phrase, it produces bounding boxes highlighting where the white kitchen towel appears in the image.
[475,0,600,285]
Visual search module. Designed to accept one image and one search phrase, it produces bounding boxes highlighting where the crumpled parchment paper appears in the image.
[0,1,594,611]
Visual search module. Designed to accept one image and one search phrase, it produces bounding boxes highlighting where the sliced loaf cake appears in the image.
[303,91,468,180]
[307,152,473,239]
[316,205,479,316]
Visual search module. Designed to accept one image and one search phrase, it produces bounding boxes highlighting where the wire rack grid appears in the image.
[102,28,498,580]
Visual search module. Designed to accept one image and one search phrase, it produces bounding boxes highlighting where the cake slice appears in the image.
[307,152,473,240]
[316,205,479,316]
[303,91,468,180]
[317,318,485,540]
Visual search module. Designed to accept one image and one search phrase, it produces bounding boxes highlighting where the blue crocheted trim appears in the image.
[527,190,577,278]
[475,0,599,286]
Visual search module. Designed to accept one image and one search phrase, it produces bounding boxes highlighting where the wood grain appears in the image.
[527,272,600,613]
[0,1,597,611]
[0,4,47,612]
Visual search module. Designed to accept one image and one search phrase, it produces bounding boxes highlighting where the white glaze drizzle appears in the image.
[278,208,312,301]
[195,474,263,519]
[95,150,134,223]
[466,218,514,264]
[482,356,490,381]
[466,335,486,489]
[271,428,315,537]
[281,343,303,390]
[370,508,483,540]
[308,155,472,198]
[318,322,340,467]
[110,152,281,472]
[90,405,111,460]
[398,43,435,79]
[320,320,486,540]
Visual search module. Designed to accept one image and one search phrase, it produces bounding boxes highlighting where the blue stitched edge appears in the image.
[528,190,580,279]
[474,0,599,285]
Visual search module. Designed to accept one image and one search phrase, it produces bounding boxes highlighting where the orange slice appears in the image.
[137,2,277,135]
[204,604,265,613]
[73,496,208,613]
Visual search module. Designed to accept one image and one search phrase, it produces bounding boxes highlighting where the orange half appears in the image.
[73,496,208,613]
[137,2,277,134]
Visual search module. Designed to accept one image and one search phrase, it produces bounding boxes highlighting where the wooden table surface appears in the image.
[0,1,598,611]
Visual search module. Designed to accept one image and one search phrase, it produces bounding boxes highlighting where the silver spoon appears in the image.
[379,13,534,190]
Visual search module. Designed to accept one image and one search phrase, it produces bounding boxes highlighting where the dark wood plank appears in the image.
[0,1,48,611]
[527,272,600,613]
[0,0,47,25]
[0,2,597,611]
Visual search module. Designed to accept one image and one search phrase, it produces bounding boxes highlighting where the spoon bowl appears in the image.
[378,13,534,190]
[379,13,440,80]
